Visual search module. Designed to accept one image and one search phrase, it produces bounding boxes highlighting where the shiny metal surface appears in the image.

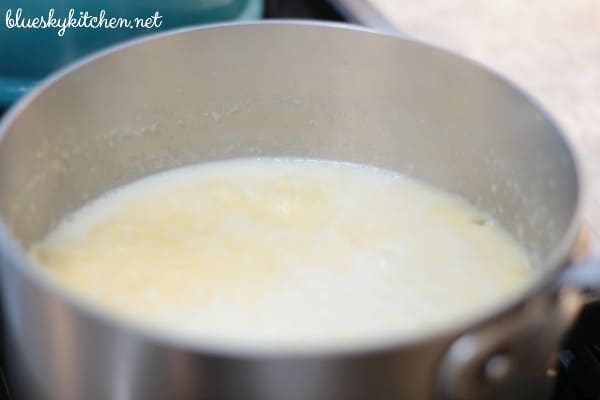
[0,22,587,399]
[437,289,583,399]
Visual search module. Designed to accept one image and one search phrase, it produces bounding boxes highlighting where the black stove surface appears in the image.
[554,302,600,399]
[265,0,345,20]
[1,1,599,399]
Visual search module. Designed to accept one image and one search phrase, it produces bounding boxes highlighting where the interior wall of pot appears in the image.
[0,23,579,268]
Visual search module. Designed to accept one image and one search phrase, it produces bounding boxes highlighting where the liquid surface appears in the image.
[30,158,532,349]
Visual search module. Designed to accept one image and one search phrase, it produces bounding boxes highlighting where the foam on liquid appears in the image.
[30,158,532,349]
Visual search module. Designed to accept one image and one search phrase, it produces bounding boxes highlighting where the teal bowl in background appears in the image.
[0,0,263,107]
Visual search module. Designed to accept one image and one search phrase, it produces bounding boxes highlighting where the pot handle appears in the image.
[558,258,600,290]
[557,258,600,305]
[436,230,599,399]
[557,227,600,300]
[435,287,582,400]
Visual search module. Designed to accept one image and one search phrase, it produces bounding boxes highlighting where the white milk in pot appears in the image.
[29,158,532,349]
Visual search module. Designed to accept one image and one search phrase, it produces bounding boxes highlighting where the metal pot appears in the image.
[0,21,596,400]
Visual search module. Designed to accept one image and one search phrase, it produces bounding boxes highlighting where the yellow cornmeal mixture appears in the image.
[30,158,531,349]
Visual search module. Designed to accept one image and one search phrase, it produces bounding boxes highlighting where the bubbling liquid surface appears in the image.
[30,158,532,349]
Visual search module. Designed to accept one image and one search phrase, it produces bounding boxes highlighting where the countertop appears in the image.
[367,0,600,252]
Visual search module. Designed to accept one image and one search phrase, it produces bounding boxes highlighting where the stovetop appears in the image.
[554,302,600,399]
[0,0,599,399]
[265,0,345,20]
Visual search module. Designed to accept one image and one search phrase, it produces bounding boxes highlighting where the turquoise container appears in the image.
[0,0,263,107]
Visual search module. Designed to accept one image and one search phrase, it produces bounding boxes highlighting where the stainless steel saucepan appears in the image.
[0,21,597,400]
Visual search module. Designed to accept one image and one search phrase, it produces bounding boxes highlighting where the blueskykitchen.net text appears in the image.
[5,8,163,37]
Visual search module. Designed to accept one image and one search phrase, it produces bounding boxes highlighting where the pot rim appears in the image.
[0,20,584,359]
